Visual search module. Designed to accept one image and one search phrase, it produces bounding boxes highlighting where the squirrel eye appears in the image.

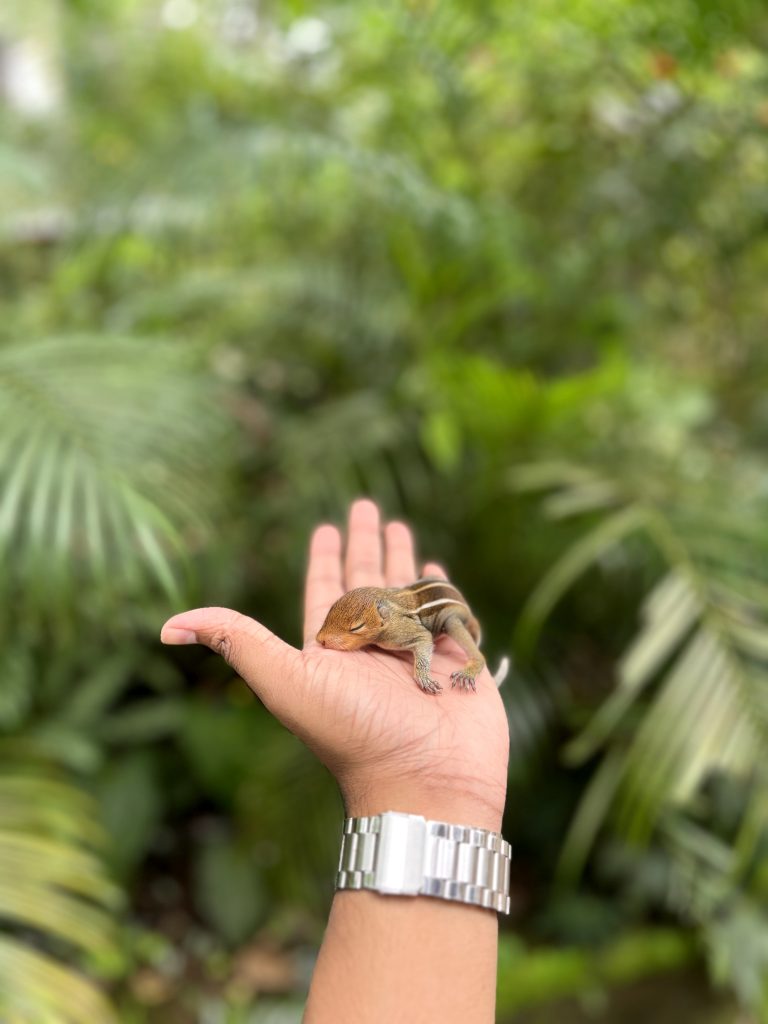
[349,623,366,633]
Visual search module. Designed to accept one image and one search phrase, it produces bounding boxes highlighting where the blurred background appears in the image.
[2,0,768,1020]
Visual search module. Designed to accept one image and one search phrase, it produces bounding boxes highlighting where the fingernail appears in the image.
[160,626,198,645]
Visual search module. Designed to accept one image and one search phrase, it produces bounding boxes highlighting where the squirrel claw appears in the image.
[417,677,442,695]
[450,670,477,693]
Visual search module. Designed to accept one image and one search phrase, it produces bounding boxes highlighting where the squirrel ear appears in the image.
[376,598,391,622]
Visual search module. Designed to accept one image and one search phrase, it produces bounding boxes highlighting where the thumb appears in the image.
[161,607,302,726]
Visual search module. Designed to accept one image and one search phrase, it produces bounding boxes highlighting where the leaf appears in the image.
[508,461,604,493]
[706,904,768,1013]
[28,725,103,773]
[0,335,232,606]
[525,460,768,908]
[0,755,120,1022]
[0,938,117,1024]
[617,629,759,841]
[57,652,136,728]
[194,835,266,946]
[515,504,648,654]
[542,479,622,519]
[558,746,627,883]
[0,775,103,843]
[565,571,701,763]
[0,647,34,730]
[98,698,185,745]
[420,409,462,472]
[95,753,163,875]
[506,669,561,782]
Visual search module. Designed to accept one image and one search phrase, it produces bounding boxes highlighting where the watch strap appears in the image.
[336,811,512,914]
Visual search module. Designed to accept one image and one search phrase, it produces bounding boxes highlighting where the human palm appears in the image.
[161,500,509,831]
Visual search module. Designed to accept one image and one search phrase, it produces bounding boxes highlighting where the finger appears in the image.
[344,498,384,589]
[422,561,448,579]
[304,524,344,645]
[384,521,417,586]
[160,607,302,726]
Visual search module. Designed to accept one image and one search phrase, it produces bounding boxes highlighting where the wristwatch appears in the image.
[336,811,512,914]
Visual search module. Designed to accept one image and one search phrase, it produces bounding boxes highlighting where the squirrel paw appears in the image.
[450,669,477,693]
[417,677,442,695]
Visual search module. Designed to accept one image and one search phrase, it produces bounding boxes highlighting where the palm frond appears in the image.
[514,502,648,655]
[661,815,768,1015]
[274,392,423,513]
[0,754,120,1024]
[505,666,563,783]
[3,126,480,249]
[108,259,411,357]
[0,334,231,606]
[514,461,768,880]
[565,569,702,764]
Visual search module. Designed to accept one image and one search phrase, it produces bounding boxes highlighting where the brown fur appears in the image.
[316,578,485,695]
[315,587,390,650]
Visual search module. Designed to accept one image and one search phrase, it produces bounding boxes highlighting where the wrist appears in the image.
[341,780,506,833]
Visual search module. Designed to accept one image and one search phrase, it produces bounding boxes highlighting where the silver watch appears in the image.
[336,811,512,914]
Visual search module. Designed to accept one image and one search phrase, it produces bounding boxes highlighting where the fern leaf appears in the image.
[0,755,120,1023]
[0,335,231,604]
[522,461,768,889]
[0,939,117,1024]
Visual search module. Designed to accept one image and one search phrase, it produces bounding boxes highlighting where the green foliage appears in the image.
[180,696,341,918]
[496,928,696,1014]
[2,0,768,1018]
[0,748,121,1023]
[194,833,267,946]
[95,752,164,877]
[0,335,231,611]
[513,441,768,1013]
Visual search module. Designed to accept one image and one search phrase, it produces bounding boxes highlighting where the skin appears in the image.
[161,499,510,1024]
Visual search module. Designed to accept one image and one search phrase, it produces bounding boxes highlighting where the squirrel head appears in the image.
[316,587,392,650]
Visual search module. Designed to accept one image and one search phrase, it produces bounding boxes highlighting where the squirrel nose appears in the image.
[318,636,326,647]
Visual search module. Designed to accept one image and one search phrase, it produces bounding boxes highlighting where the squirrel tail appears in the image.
[493,656,511,688]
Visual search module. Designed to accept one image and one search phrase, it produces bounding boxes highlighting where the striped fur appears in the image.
[393,578,481,644]
[316,576,485,693]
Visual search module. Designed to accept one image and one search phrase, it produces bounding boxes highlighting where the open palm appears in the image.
[161,500,509,831]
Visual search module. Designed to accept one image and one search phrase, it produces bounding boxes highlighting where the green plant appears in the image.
[513,390,768,1014]
[0,335,229,610]
[0,745,121,1023]
[0,333,234,1016]
[3,0,768,1017]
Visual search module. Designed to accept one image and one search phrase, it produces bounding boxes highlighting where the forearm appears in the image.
[305,790,505,1024]
[305,891,498,1024]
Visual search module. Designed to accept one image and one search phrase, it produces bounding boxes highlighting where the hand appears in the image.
[161,499,509,831]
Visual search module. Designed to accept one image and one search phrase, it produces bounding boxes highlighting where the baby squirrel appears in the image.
[316,577,485,695]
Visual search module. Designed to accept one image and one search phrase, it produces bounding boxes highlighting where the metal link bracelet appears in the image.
[335,811,512,914]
